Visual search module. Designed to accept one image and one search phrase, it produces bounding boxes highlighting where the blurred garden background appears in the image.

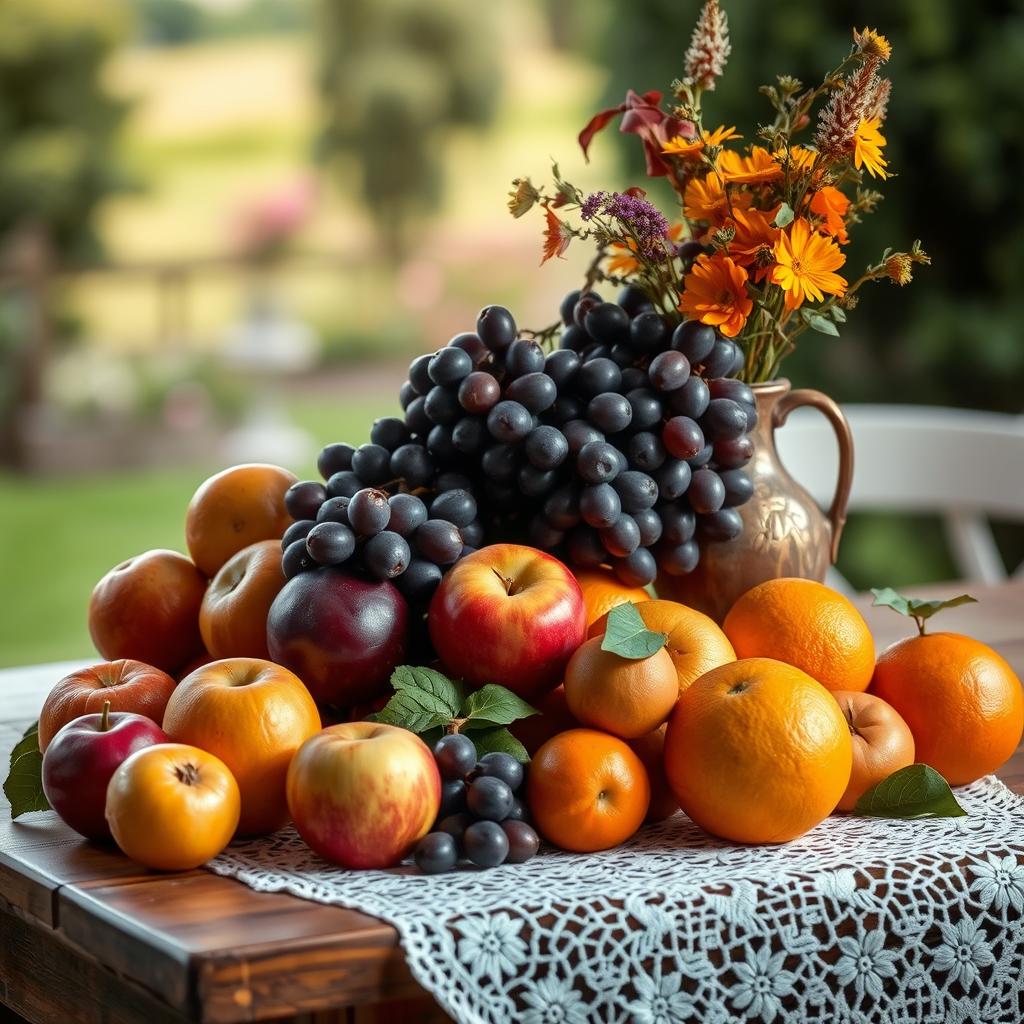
[1,0,1021,666]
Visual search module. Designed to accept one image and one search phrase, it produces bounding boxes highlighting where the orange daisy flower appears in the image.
[679,253,753,338]
[608,223,684,275]
[809,186,850,244]
[662,125,742,157]
[853,117,888,179]
[774,145,818,176]
[684,172,751,226]
[770,217,847,311]
[728,206,779,282]
[718,146,783,185]
[541,207,573,264]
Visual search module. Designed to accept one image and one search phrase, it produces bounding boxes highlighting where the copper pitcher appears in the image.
[657,379,854,623]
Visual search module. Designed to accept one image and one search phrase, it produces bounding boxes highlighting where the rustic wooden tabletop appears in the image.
[2,581,1023,1024]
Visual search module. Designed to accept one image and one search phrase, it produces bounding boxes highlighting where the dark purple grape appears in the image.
[614,470,658,512]
[576,357,622,398]
[505,339,546,379]
[688,442,714,468]
[428,346,473,387]
[584,301,630,344]
[408,353,433,395]
[627,432,666,472]
[436,811,473,842]
[363,530,411,579]
[325,470,362,499]
[626,389,663,431]
[566,525,605,567]
[317,442,354,479]
[370,417,409,451]
[397,558,443,601]
[545,395,583,425]
[543,484,581,530]
[587,392,632,433]
[506,372,557,413]
[663,417,705,460]
[577,441,621,484]
[518,464,560,497]
[282,518,316,549]
[414,519,463,564]
[427,423,458,463]
[582,342,612,362]
[476,752,524,791]
[614,547,657,587]
[698,507,744,541]
[404,395,431,435]
[672,321,716,364]
[633,507,663,546]
[702,398,748,441]
[347,488,391,536]
[438,779,468,818]
[656,458,692,500]
[560,289,583,325]
[620,367,647,391]
[609,342,634,368]
[434,734,478,780]
[414,832,458,874]
[659,540,700,575]
[390,444,433,487]
[424,385,461,426]
[670,376,711,419]
[629,311,668,353]
[467,776,514,821]
[502,820,540,863]
[285,480,327,521]
[458,371,501,414]
[437,471,473,492]
[580,483,621,528]
[600,515,641,557]
[525,426,569,470]
[399,380,417,410]
[460,520,485,547]
[481,443,519,483]
[661,504,696,544]
[487,400,533,443]
[738,401,758,431]
[560,323,589,352]
[702,339,740,378]
[282,538,316,578]
[351,443,392,484]
[477,305,517,351]
[648,351,691,392]
[504,797,527,822]
[572,293,602,327]
[430,489,477,528]
[689,468,726,514]
[528,516,565,549]
[618,283,652,316]
[316,496,351,524]
[544,349,581,388]
[677,239,706,263]
[448,331,489,365]
[464,820,509,867]
[563,419,604,456]
[452,416,488,455]
[708,378,756,405]
[721,468,754,506]
[712,436,754,469]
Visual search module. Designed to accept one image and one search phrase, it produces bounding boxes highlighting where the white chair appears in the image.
[775,404,1024,585]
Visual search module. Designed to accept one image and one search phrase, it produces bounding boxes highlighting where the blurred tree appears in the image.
[315,0,500,263]
[0,0,131,466]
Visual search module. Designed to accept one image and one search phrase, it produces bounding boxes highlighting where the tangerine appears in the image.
[573,568,649,626]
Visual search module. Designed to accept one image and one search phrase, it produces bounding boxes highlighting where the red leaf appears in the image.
[541,207,572,265]
[578,103,627,162]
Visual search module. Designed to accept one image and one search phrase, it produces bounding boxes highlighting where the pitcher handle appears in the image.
[772,388,854,564]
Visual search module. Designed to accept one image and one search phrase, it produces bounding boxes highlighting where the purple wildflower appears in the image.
[580,191,606,220]
[591,191,671,257]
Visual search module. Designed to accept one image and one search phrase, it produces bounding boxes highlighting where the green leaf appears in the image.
[468,726,530,763]
[806,313,840,337]
[390,666,463,717]
[829,305,847,323]
[600,602,667,660]
[852,764,967,819]
[773,202,794,228]
[4,722,49,819]
[460,684,538,728]
[871,587,977,635]
[367,688,453,734]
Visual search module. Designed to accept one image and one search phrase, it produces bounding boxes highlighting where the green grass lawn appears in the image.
[0,393,393,668]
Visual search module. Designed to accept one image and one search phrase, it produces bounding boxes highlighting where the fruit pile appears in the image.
[280,291,755,604]
[414,736,539,873]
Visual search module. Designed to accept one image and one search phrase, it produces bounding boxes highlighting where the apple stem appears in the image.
[843,699,859,738]
[100,700,111,732]
[491,567,515,595]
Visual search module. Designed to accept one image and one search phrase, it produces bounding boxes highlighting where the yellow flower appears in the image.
[679,253,753,338]
[771,217,847,311]
[683,172,750,225]
[662,125,741,157]
[853,117,888,179]
[884,254,913,285]
[774,145,818,176]
[718,146,783,185]
[853,27,892,62]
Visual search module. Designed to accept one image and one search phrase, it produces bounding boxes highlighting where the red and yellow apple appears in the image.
[429,544,586,698]
[286,722,440,869]
[88,550,207,675]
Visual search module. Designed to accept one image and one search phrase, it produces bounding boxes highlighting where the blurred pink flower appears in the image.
[232,175,317,257]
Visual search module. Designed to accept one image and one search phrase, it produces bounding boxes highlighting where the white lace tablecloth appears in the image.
[208,778,1024,1024]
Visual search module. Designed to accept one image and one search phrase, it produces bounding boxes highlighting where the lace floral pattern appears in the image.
[207,776,1024,1024]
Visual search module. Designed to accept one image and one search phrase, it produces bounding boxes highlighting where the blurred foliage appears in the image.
[133,0,309,46]
[0,0,132,261]
[314,0,501,262]
[595,0,1024,413]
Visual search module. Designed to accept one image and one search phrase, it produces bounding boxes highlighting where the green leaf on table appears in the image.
[4,721,50,819]
[390,665,463,716]
[871,587,977,635]
[601,602,667,660]
[467,726,530,763]
[852,764,967,819]
[460,684,538,728]
[805,312,840,337]
[773,202,795,228]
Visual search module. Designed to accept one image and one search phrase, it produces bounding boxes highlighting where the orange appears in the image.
[185,463,297,578]
[664,658,852,843]
[528,728,650,852]
[563,636,678,739]
[573,567,649,626]
[627,725,679,821]
[871,632,1023,785]
[723,578,875,693]
[106,743,240,871]
[590,598,736,696]
[830,690,915,811]
[162,658,321,835]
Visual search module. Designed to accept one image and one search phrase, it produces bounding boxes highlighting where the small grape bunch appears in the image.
[413,733,539,874]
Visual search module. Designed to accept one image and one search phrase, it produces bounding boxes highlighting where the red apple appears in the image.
[429,544,586,698]
[286,723,440,869]
[267,569,409,707]
[41,702,169,841]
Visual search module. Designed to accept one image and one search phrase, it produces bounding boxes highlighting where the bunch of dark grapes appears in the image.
[413,734,539,873]
[281,284,754,600]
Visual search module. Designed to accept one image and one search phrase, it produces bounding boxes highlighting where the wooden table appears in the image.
[3,582,1023,1024]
